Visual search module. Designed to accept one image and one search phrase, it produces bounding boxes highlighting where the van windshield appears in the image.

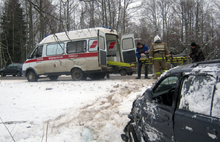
[106,34,118,52]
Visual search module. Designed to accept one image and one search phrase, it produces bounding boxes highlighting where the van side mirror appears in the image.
[27,55,31,59]
[144,89,152,102]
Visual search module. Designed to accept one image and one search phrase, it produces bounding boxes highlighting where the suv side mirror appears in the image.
[144,89,152,102]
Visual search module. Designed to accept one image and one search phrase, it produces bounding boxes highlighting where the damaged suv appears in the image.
[122,59,220,142]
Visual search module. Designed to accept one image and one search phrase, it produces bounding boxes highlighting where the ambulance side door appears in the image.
[98,30,107,67]
[120,34,137,63]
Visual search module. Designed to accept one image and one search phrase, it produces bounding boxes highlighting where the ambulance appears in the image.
[22,27,137,81]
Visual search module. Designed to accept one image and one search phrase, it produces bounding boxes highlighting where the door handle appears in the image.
[207,127,218,139]
[207,127,217,135]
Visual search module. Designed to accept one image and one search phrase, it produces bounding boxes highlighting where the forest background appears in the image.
[0,0,220,68]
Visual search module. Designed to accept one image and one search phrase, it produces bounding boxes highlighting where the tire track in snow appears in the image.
[46,80,154,141]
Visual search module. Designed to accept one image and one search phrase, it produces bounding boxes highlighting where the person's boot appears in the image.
[135,76,141,79]
[145,76,150,79]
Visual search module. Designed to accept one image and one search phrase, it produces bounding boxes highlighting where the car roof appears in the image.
[166,59,220,76]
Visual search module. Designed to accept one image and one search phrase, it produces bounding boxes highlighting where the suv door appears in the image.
[98,30,107,67]
[142,76,179,141]
[174,75,218,142]
[5,64,15,75]
[120,34,136,63]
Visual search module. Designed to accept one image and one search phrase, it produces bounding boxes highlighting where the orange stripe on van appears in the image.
[24,52,98,64]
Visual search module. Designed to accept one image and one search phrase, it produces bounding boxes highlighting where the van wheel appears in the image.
[27,71,38,82]
[120,69,127,76]
[71,68,83,81]
[48,75,59,81]
[16,71,22,77]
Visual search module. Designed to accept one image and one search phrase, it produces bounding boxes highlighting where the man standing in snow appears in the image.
[188,42,205,63]
[135,42,150,79]
[149,35,169,79]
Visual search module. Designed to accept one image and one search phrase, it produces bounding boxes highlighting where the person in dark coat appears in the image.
[135,42,150,79]
[188,42,205,63]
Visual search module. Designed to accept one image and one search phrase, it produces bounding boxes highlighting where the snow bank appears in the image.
[0,79,154,142]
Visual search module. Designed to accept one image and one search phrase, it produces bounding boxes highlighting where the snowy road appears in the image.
[0,77,155,142]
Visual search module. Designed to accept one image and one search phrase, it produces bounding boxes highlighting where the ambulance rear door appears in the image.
[98,30,107,67]
[120,34,137,63]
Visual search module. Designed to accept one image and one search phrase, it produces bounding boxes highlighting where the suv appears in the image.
[121,59,220,142]
[0,63,23,77]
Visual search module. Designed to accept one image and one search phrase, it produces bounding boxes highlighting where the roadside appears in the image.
[0,78,155,142]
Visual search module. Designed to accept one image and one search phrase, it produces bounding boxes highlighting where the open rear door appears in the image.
[121,34,137,63]
[98,30,107,67]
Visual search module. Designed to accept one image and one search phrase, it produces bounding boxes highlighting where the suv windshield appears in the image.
[154,76,178,93]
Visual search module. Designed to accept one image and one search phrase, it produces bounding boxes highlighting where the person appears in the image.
[149,35,169,79]
[188,42,205,63]
[135,42,150,79]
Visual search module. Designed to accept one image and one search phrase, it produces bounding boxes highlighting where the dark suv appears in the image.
[121,59,220,142]
[0,63,23,77]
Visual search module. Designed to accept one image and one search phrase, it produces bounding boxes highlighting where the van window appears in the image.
[46,43,64,56]
[30,45,43,58]
[122,38,134,50]
[107,41,117,52]
[179,75,215,116]
[67,40,86,54]
[89,40,98,52]
[99,36,105,50]
[212,82,220,118]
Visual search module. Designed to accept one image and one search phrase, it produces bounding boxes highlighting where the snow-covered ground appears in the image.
[0,75,155,142]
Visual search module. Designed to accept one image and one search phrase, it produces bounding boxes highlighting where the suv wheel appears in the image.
[1,72,5,77]
[16,71,22,77]
[27,71,38,82]
[71,68,83,81]
[48,75,59,81]
[128,124,139,142]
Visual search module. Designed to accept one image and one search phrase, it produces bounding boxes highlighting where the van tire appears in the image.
[27,70,38,82]
[48,75,59,81]
[120,69,127,76]
[71,68,83,81]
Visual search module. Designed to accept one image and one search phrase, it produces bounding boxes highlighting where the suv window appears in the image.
[7,64,15,69]
[212,82,220,118]
[154,76,178,93]
[179,75,216,116]
[67,40,86,54]
[152,76,178,106]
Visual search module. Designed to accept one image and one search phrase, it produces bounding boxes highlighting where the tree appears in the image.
[1,0,26,65]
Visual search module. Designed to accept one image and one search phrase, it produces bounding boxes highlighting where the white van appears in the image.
[22,27,136,81]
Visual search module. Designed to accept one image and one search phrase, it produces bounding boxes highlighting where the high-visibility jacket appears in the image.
[149,41,169,61]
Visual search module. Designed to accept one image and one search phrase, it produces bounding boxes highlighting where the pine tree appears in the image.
[1,0,26,65]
